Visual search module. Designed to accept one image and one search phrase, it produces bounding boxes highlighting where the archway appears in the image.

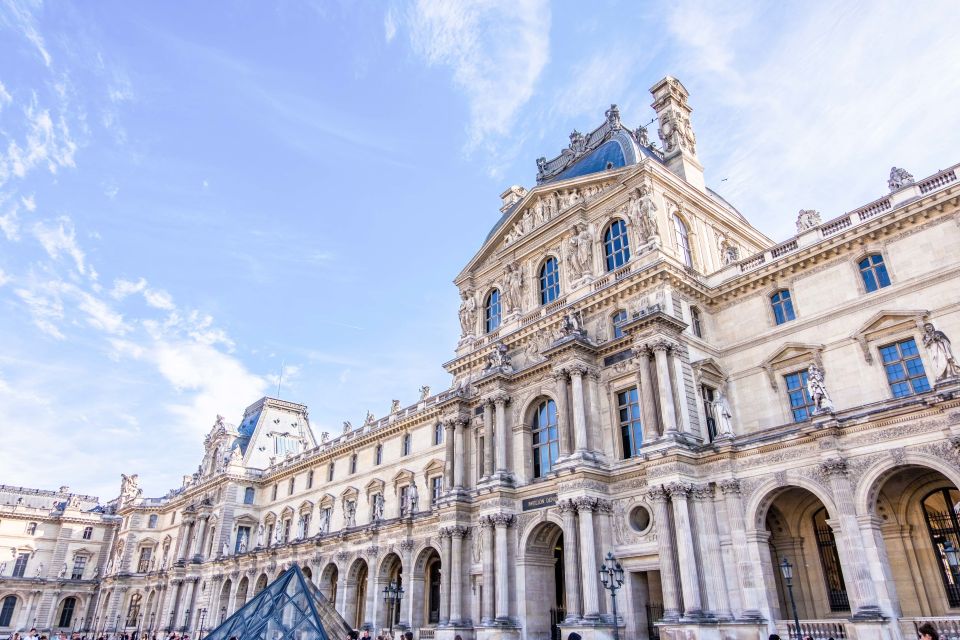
[0,594,19,630]
[412,546,441,632]
[864,463,960,618]
[521,521,565,640]
[218,579,232,624]
[302,565,313,581]
[756,486,848,624]
[345,558,369,630]
[145,590,157,632]
[235,576,250,612]
[55,596,78,629]
[377,552,403,631]
[254,573,268,596]
[320,563,339,606]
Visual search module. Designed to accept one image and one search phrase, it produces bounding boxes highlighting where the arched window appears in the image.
[531,399,559,478]
[539,257,560,305]
[374,444,383,465]
[125,593,142,627]
[485,289,501,333]
[690,306,703,338]
[617,387,643,458]
[770,289,796,325]
[349,454,358,475]
[244,487,255,504]
[603,219,631,271]
[922,487,960,606]
[0,596,16,627]
[859,254,891,292]
[147,514,158,529]
[402,433,412,456]
[612,309,628,339]
[672,214,692,267]
[812,508,849,611]
[57,597,76,628]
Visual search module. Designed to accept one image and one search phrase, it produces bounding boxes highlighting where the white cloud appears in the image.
[111,277,147,299]
[0,80,11,110]
[384,8,397,43]
[21,194,36,211]
[0,0,52,67]
[0,202,20,240]
[2,103,77,186]
[405,0,551,150]
[144,288,175,311]
[32,217,87,275]
[14,282,66,340]
[0,268,10,287]
[75,289,128,335]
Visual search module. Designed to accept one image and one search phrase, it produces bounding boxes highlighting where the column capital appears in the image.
[819,457,848,477]
[568,363,589,378]
[482,397,496,408]
[690,484,715,501]
[717,479,741,495]
[646,485,670,503]
[549,367,569,381]
[439,525,469,538]
[556,498,578,514]
[399,539,415,552]
[490,514,514,528]
[595,498,614,514]
[364,545,379,558]
[574,496,598,512]
[479,515,496,528]
[650,339,674,353]
[493,391,511,406]
[665,482,693,499]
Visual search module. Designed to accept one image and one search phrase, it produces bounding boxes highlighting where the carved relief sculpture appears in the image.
[627,187,660,247]
[503,262,523,314]
[459,290,478,337]
[888,166,915,191]
[566,223,594,284]
[796,209,822,233]
[923,322,960,381]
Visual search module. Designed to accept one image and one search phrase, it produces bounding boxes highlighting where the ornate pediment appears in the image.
[501,180,616,249]
[691,358,729,385]
[852,309,928,363]
[421,458,444,482]
[391,468,415,491]
[297,500,314,513]
[339,486,358,502]
[318,493,336,509]
[364,478,385,497]
[760,342,825,390]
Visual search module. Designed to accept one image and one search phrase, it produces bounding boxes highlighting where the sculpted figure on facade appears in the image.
[58,563,66,579]
[237,531,248,553]
[714,387,735,437]
[561,309,585,338]
[567,223,594,284]
[273,521,283,546]
[923,322,960,381]
[365,411,375,425]
[717,232,740,265]
[320,508,331,534]
[342,421,352,434]
[391,399,401,414]
[256,523,264,547]
[221,541,229,557]
[627,187,660,246]
[888,166,915,191]
[503,262,523,313]
[796,209,822,232]
[459,290,478,337]
[407,483,419,515]
[120,473,141,503]
[419,385,430,401]
[806,364,835,414]
[485,343,513,373]
[372,493,384,523]
[344,499,357,528]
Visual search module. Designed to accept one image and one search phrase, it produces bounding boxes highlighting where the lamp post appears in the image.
[780,557,802,640]
[382,581,404,638]
[198,607,207,638]
[182,608,191,633]
[135,612,143,639]
[220,605,227,625]
[115,614,121,635]
[168,609,175,634]
[149,611,156,637]
[599,552,625,640]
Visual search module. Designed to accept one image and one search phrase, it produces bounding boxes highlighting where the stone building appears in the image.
[4,75,960,640]
[0,485,119,635]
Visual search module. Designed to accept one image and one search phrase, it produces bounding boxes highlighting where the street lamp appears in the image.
[780,557,802,640]
[135,612,143,639]
[198,607,208,638]
[599,552,625,640]
[115,614,121,634]
[182,608,191,633]
[149,611,156,637]
[382,580,404,637]
[220,605,227,624]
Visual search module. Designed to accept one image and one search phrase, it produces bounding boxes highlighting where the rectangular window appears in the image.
[12,552,29,577]
[236,525,251,553]
[433,423,443,446]
[431,476,443,506]
[701,385,718,442]
[274,435,300,456]
[83,526,93,540]
[617,387,643,458]
[271,484,278,501]
[243,487,255,504]
[25,522,37,535]
[880,338,931,398]
[306,470,314,489]
[288,478,295,495]
[147,514,158,529]
[283,519,291,542]
[785,370,814,422]
[71,555,88,580]
[399,486,409,518]
[327,463,335,481]
[137,547,152,573]
[266,524,275,545]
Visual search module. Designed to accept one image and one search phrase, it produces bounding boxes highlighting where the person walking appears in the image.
[918,623,939,640]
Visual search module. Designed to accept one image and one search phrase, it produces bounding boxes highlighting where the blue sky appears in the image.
[1,0,958,499]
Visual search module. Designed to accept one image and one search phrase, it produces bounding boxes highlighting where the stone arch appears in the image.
[519,518,566,640]
[344,557,369,629]
[412,545,442,630]
[377,552,404,629]
[857,452,960,517]
[218,578,232,618]
[235,575,250,611]
[745,475,838,532]
[320,562,339,603]
[254,572,268,595]
[53,593,81,629]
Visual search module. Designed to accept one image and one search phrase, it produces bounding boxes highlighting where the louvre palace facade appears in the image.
[2,76,960,640]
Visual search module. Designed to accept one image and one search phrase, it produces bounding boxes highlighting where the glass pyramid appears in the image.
[206,565,350,640]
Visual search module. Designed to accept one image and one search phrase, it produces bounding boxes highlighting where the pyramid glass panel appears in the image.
[205,565,347,640]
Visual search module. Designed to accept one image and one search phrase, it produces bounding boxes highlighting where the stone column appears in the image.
[652,341,678,434]
[569,365,590,452]
[557,500,582,621]
[493,515,513,624]
[718,480,763,619]
[444,421,456,490]
[636,349,659,442]
[453,419,467,489]
[167,580,184,631]
[482,401,495,479]
[480,517,496,624]
[494,393,511,476]
[226,582,237,616]
[647,486,681,621]
[666,483,703,618]
[46,589,61,629]
[820,459,883,619]
[191,516,209,560]
[575,498,601,619]
[363,546,379,630]
[400,539,416,629]
[551,369,572,456]
[439,529,452,626]
[691,484,731,618]
[177,521,194,561]
[450,526,467,625]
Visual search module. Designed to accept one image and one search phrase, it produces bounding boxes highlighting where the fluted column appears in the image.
[482,400,495,479]
[569,365,590,452]
[666,482,703,617]
[652,341,678,434]
[443,420,455,490]
[363,546,379,630]
[820,459,883,619]
[400,539,415,629]
[439,529,452,625]
[492,514,513,623]
[450,526,467,625]
[557,500,582,621]
[177,521,194,561]
[191,516,209,560]
[636,349,660,442]
[647,487,681,621]
[494,393,511,476]
[575,498,601,619]
[691,484,731,618]
[479,517,496,624]
[717,480,762,619]
[551,369,572,456]
[453,419,466,489]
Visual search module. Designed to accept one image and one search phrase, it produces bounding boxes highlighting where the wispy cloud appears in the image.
[32,216,87,276]
[0,0,53,67]
[403,0,551,151]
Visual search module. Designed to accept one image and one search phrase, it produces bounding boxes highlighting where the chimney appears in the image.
[650,76,705,191]
[499,185,528,213]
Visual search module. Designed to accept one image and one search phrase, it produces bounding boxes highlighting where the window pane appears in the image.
[881,338,929,398]
[531,399,559,478]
